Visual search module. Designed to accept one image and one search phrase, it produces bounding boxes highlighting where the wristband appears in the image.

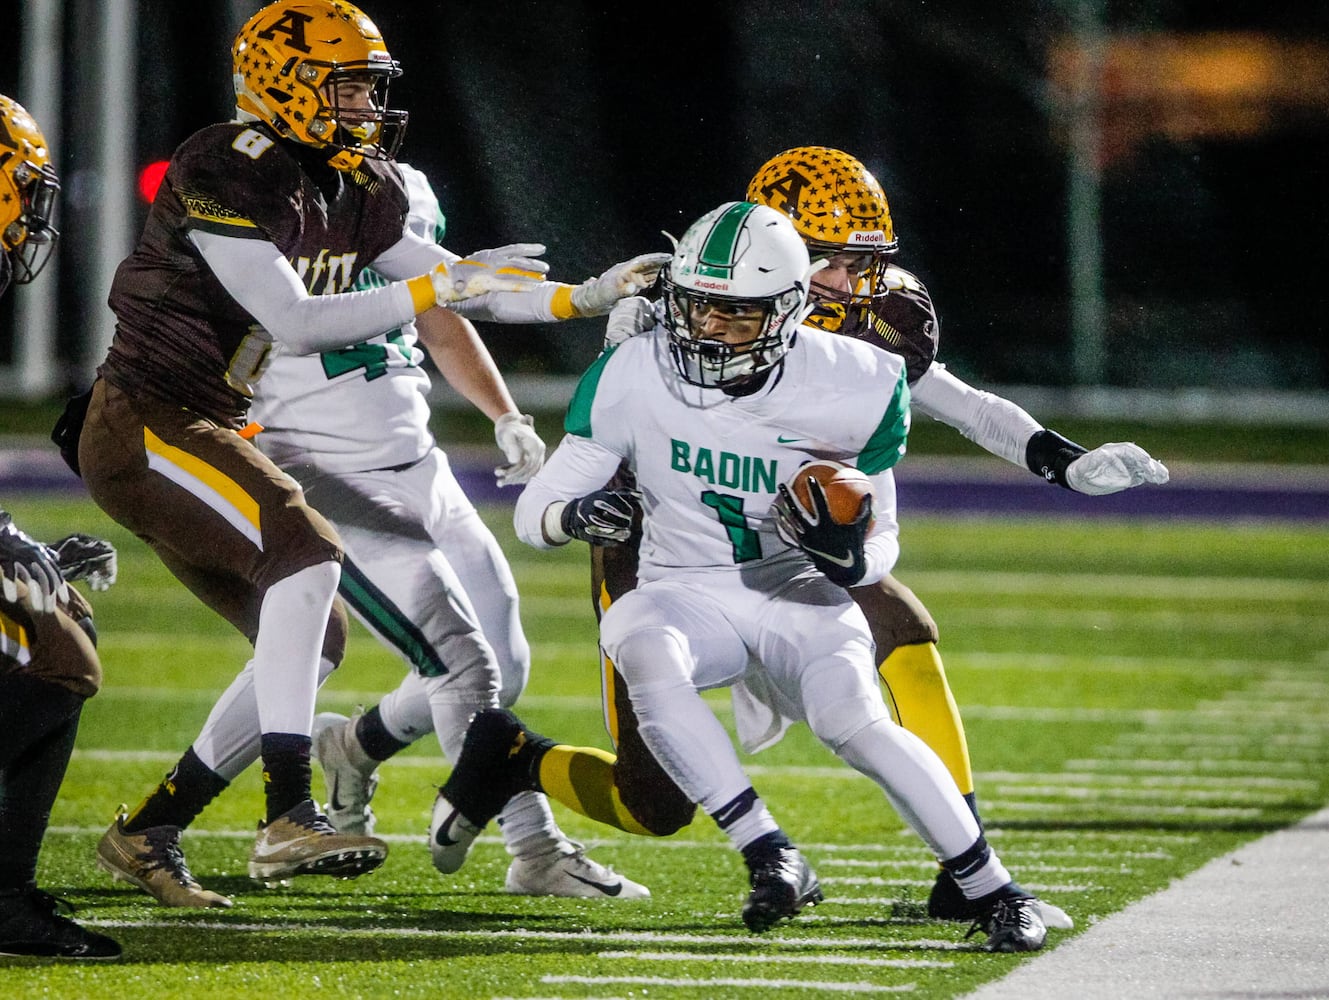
[1025,429,1088,489]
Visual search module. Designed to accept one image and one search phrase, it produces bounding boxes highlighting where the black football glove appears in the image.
[50,533,118,591]
[0,511,69,613]
[771,478,872,587]
[560,489,640,546]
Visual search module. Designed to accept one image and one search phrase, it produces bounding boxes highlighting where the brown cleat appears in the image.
[248,799,387,883]
[96,809,232,908]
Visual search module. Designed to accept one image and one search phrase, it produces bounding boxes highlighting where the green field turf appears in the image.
[2,495,1327,999]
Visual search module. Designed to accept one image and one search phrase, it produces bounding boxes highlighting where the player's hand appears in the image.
[493,412,545,487]
[431,248,549,305]
[603,295,656,349]
[559,489,639,545]
[50,533,119,591]
[771,480,871,587]
[0,513,69,613]
[1065,442,1170,496]
[571,252,672,317]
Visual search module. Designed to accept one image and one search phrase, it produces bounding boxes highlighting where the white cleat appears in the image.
[505,841,650,899]
[429,792,482,874]
[312,711,379,836]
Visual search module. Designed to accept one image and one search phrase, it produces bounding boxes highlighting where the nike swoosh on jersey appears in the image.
[568,872,625,896]
[803,546,856,568]
[776,435,803,443]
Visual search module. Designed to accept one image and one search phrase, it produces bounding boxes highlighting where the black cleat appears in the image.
[967,893,1048,953]
[0,888,122,960]
[741,847,824,933]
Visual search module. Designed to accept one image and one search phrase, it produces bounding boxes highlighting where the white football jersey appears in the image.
[250,164,443,475]
[517,325,910,586]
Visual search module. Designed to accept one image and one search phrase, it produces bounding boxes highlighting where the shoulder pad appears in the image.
[863,265,940,384]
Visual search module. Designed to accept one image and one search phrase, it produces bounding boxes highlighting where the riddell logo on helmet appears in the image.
[845,231,887,246]
[691,279,732,291]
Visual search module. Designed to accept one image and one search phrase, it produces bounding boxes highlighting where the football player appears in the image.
[247,162,654,899]
[591,147,1166,924]
[76,0,658,909]
[437,201,1049,948]
[0,93,122,959]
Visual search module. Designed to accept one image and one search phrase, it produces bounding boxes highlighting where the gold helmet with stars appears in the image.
[232,0,407,167]
[746,146,898,332]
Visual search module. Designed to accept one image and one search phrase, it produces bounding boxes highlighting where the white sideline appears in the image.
[964,805,1329,999]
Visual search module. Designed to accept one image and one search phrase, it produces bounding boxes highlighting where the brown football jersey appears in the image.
[808,263,941,385]
[102,121,409,427]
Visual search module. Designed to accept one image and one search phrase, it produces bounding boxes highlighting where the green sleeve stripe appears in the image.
[856,367,911,474]
[564,345,618,438]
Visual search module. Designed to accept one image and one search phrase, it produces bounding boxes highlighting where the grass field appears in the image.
[1,493,1327,999]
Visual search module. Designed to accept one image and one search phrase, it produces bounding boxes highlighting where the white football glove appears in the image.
[603,295,656,349]
[430,245,549,306]
[570,252,672,317]
[1065,442,1170,496]
[493,412,546,487]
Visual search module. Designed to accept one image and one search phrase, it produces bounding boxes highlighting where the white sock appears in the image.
[252,561,339,736]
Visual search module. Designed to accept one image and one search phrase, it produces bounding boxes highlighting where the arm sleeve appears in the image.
[858,469,900,586]
[908,363,1044,467]
[514,433,625,549]
[190,230,419,355]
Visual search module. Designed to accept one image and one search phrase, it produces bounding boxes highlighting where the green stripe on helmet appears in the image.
[696,202,757,278]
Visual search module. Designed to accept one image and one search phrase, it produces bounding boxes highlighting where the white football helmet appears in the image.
[662,201,814,389]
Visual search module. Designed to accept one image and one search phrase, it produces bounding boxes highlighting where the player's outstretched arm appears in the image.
[909,365,1168,494]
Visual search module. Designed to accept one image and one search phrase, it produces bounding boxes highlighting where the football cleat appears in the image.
[96,810,232,908]
[967,893,1048,953]
[429,791,483,875]
[313,710,380,836]
[741,846,824,932]
[248,799,387,882]
[0,888,122,960]
[505,841,650,899]
[929,869,1074,929]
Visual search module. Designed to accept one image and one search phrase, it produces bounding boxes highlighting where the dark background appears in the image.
[4,0,1327,393]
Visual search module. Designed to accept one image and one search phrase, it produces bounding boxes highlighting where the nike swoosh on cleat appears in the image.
[802,546,856,568]
[567,872,624,896]
[434,809,462,847]
[329,778,347,813]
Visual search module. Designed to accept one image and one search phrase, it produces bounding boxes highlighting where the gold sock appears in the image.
[536,744,655,836]
[879,642,975,797]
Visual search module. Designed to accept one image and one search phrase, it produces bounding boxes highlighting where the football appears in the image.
[788,460,875,528]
